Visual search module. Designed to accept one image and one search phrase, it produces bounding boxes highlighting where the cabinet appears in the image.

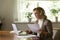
[0,20,2,30]
[0,23,2,30]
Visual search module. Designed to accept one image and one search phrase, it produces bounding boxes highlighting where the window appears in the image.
[16,0,60,22]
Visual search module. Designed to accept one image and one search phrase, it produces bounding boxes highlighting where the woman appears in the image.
[26,7,53,40]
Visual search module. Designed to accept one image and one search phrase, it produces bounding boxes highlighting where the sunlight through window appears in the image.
[17,0,60,22]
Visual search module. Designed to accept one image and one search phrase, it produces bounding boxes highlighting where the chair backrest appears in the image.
[12,24,19,35]
[53,30,57,40]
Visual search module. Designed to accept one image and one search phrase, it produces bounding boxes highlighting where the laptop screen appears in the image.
[12,24,19,35]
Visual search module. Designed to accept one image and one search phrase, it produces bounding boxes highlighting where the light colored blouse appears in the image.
[38,19,43,29]
[37,19,43,37]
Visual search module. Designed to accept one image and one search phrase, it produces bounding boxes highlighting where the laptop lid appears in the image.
[12,24,19,35]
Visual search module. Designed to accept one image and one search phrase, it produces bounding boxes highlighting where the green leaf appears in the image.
[25,12,32,19]
[50,9,59,16]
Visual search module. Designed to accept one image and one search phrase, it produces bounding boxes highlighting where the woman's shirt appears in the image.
[37,19,43,37]
[38,19,43,29]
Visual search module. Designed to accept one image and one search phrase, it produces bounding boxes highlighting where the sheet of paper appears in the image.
[28,24,40,32]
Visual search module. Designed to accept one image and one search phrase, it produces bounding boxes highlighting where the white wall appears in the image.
[0,0,17,30]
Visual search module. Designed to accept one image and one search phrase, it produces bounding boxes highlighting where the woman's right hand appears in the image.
[25,30,32,34]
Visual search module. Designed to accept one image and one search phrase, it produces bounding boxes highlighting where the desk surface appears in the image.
[0,31,14,40]
[0,31,34,40]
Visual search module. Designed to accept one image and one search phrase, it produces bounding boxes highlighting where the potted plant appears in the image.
[25,12,32,22]
[50,8,60,22]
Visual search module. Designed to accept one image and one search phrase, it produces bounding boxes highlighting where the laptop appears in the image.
[12,24,36,38]
[12,24,23,35]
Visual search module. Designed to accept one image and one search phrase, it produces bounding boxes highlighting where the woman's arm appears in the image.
[45,20,53,37]
[38,20,53,37]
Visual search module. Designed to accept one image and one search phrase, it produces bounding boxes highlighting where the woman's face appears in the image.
[33,10,42,19]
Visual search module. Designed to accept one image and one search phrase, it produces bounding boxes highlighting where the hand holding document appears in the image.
[28,24,40,32]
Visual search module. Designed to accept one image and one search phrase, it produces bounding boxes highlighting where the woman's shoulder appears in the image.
[44,19,52,23]
[44,19,52,25]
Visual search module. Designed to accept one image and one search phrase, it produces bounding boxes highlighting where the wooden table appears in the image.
[0,31,34,40]
[0,31,15,40]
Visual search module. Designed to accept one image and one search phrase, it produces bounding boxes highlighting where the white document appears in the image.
[28,24,40,32]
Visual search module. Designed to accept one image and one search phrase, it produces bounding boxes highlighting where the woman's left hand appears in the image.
[38,29,48,35]
[37,29,44,33]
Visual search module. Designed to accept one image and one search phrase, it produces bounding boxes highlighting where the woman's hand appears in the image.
[38,29,43,33]
[25,30,32,34]
[38,29,48,36]
[38,29,45,34]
